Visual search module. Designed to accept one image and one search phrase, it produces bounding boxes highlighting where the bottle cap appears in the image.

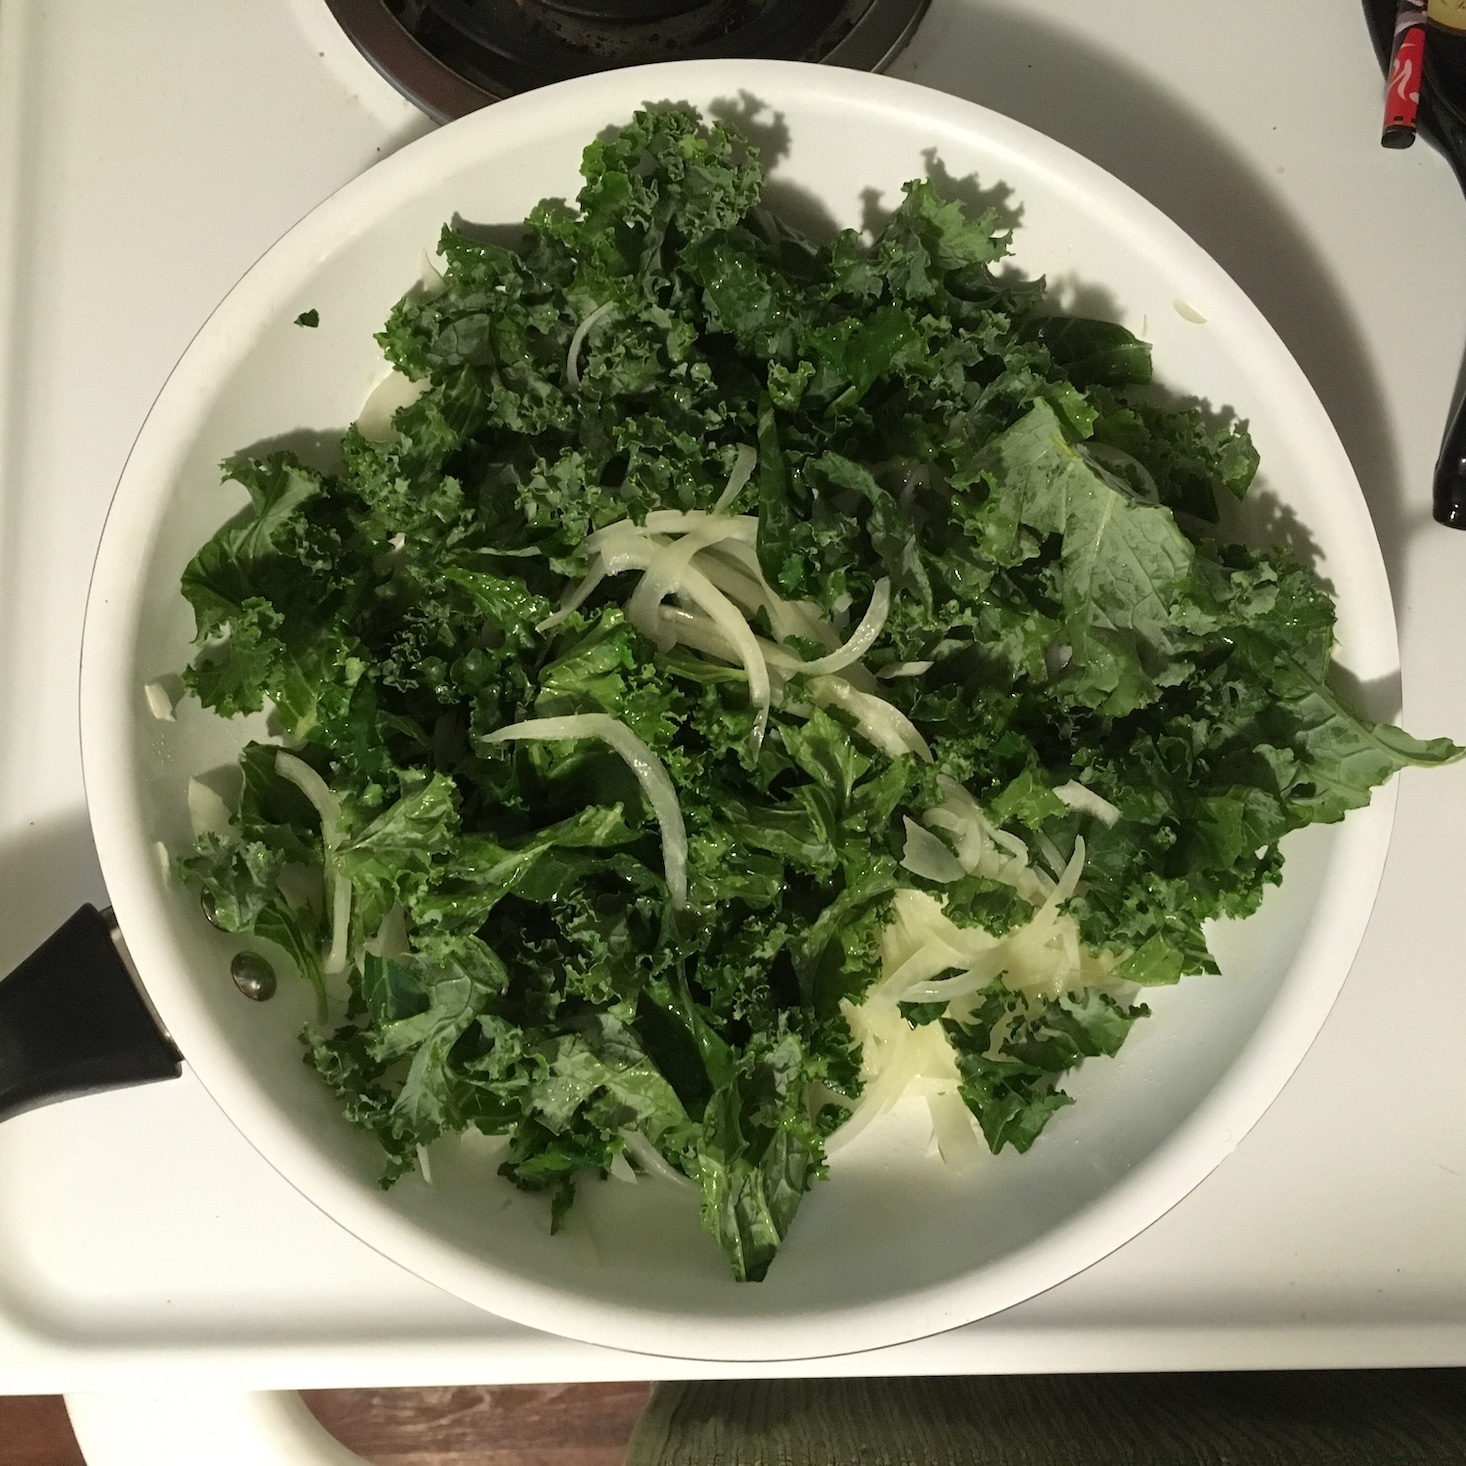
[1429,0,1466,32]
[1433,447,1466,527]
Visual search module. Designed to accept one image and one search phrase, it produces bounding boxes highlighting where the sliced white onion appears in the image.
[655,605,742,667]
[877,660,933,679]
[418,250,447,297]
[873,890,981,999]
[713,443,758,514]
[1048,835,1086,909]
[883,833,1095,1009]
[926,1086,984,1169]
[565,300,616,391]
[885,937,996,998]
[356,368,427,443]
[626,519,767,651]
[550,515,677,627]
[990,839,1087,1000]
[274,751,340,844]
[778,579,891,679]
[1037,833,1066,880]
[898,951,1011,1006]
[187,777,233,839]
[481,713,687,907]
[987,820,1031,865]
[695,539,838,650]
[829,992,964,1157]
[365,903,410,962]
[537,557,608,632]
[809,676,933,763]
[692,550,774,621]
[1053,779,1122,827]
[416,1143,435,1186]
[144,679,177,721]
[275,752,355,977]
[901,817,965,884]
[672,566,772,749]
[621,1129,697,1191]
[761,640,879,696]
[922,775,1052,904]
[921,805,985,873]
[657,605,877,721]
[546,514,900,760]
[637,510,758,542]
[823,1008,921,1156]
[325,869,353,976]
[608,1151,638,1184]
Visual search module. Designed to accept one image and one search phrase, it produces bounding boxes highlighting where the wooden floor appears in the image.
[1,1384,652,1466]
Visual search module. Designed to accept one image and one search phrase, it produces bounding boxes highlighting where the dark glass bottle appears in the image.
[1427,0,1466,121]
[1421,3,1466,524]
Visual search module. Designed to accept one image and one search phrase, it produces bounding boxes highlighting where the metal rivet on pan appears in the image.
[230,950,277,1002]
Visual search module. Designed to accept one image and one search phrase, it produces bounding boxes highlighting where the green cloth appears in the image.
[625,1372,1466,1466]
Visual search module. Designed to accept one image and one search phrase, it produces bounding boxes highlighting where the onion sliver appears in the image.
[1045,835,1086,911]
[565,300,616,391]
[810,676,932,762]
[481,713,688,907]
[885,938,989,996]
[326,875,353,976]
[899,949,1011,1004]
[1054,779,1122,827]
[631,511,757,541]
[702,538,837,650]
[546,521,674,630]
[670,564,772,748]
[1037,833,1066,880]
[922,775,1052,904]
[655,606,742,667]
[537,557,607,632]
[275,751,340,840]
[622,1129,697,1190]
[690,551,773,621]
[187,777,233,840]
[276,751,351,974]
[926,1087,984,1168]
[713,443,758,514]
[356,369,427,443]
[780,578,891,679]
[542,520,681,632]
[901,816,965,883]
[626,519,764,649]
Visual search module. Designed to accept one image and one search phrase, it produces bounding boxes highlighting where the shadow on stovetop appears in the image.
[896,5,1414,604]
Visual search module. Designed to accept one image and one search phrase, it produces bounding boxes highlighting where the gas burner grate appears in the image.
[325,0,930,120]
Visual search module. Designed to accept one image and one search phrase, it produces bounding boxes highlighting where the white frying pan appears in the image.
[1,61,1400,1369]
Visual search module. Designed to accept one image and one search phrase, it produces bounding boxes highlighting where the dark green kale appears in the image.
[173,105,1459,1282]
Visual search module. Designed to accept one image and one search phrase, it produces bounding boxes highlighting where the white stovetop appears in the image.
[2,0,1466,1392]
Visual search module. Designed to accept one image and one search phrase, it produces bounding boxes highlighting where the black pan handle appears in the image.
[0,904,182,1122]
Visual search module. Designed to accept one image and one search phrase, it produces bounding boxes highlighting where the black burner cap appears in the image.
[326,0,930,120]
